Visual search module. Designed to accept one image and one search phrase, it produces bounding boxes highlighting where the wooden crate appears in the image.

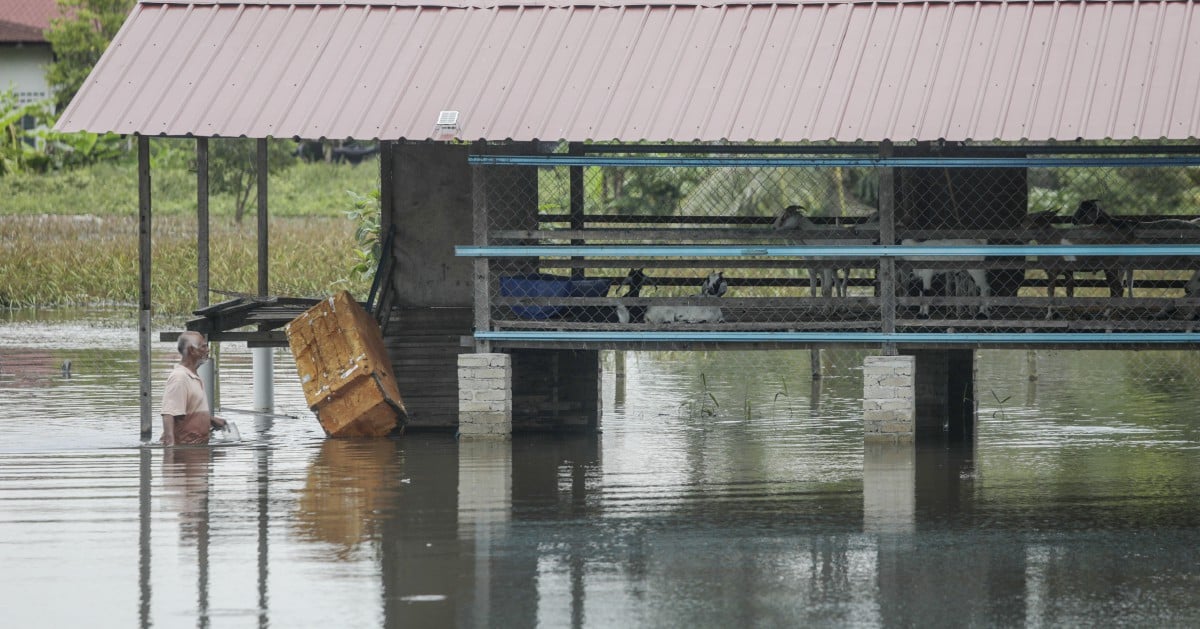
[285,291,407,437]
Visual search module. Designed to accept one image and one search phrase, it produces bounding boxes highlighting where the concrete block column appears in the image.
[863,355,915,444]
[458,353,512,438]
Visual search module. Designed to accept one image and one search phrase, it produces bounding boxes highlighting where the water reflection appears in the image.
[297,440,400,555]
[4,319,1200,627]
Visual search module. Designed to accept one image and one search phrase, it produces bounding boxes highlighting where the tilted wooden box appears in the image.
[285,291,407,437]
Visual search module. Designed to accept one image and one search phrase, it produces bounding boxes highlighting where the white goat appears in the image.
[772,205,848,297]
[900,238,990,318]
[617,269,725,324]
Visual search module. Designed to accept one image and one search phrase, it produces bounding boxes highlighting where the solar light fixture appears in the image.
[434,110,460,140]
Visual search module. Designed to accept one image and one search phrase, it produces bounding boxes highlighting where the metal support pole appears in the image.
[254,138,274,413]
[878,141,898,356]
[197,138,215,412]
[137,135,153,440]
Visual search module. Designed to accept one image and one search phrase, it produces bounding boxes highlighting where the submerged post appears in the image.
[253,138,274,413]
[137,135,152,440]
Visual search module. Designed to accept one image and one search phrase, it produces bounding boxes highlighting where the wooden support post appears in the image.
[878,141,897,356]
[568,142,585,281]
[472,157,492,353]
[810,348,822,380]
[137,135,153,440]
[380,140,395,245]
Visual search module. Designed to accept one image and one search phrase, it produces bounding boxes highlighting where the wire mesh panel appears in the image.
[465,145,1200,356]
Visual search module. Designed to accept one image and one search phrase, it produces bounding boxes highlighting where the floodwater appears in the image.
[2,312,1200,628]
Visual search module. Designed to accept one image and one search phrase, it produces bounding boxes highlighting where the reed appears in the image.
[0,214,369,314]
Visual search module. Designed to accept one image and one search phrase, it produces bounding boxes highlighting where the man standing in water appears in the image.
[161,331,226,446]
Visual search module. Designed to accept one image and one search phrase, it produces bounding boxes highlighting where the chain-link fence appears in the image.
[469,145,1200,360]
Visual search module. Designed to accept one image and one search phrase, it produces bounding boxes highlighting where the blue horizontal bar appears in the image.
[457,245,1200,258]
[468,155,1200,168]
[477,331,1200,344]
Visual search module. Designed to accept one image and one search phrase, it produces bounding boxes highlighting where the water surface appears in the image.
[2,313,1199,627]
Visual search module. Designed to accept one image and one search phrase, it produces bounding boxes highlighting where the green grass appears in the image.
[1,157,379,314]
[0,155,380,218]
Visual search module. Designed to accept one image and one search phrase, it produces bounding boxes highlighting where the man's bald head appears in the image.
[178,331,204,357]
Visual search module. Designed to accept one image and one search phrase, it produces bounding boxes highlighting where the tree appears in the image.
[44,0,135,111]
[210,138,297,223]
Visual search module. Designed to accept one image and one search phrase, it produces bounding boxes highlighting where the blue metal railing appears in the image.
[477,331,1200,345]
[468,155,1200,168]
[457,244,1200,258]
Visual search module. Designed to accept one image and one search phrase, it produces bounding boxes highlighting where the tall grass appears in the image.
[0,214,369,314]
[1,155,379,314]
[0,157,379,218]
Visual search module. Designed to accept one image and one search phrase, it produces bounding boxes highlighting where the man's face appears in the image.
[189,337,210,364]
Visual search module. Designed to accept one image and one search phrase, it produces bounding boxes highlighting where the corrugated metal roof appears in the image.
[56,1,1200,142]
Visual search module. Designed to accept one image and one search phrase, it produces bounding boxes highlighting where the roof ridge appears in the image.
[146,0,1177,7]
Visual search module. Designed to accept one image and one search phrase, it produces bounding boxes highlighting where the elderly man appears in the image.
[161,331,227,446]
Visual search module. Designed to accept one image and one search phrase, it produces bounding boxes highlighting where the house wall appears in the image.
[0,45,53,105]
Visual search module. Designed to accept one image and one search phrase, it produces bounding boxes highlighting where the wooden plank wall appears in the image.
[381,308,602,431]
[382,307,473,430]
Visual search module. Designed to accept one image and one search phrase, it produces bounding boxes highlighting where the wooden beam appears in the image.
[137,135,153,440]
[379,140,394,246]
[569,142,585,281]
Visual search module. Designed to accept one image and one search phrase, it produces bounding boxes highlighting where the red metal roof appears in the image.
[0,0,61,43]
[0,19,44,43]
[56,1,1200,142]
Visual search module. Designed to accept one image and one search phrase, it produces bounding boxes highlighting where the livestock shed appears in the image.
[58,0,1200,442]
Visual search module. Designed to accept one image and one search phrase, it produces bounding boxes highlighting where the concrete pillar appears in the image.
[458,353,512,437]
[252,346,274,413]
[904,349,976,441]
[863,355,915,443]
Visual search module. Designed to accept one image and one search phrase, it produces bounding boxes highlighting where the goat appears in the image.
[615,269,726,324]
[1155,269,1200,320]
[772,205,848,298]
[700,271,728,297]
[1036,199,1137,319]
[615,268,647,324]
[899,238,991,318]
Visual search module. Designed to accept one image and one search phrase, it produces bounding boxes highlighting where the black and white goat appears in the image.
[1061,199,1133,299]
[616,269,726,324]
[772,205,848,298]
[899,238,991,318]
